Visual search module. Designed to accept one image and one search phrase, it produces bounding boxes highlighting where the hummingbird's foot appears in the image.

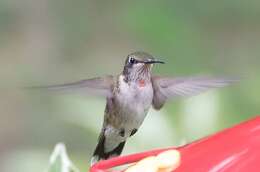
[130,128,138,137]
[119,129,125,137]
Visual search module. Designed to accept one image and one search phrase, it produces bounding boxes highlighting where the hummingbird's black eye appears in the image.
[129,57,136,64]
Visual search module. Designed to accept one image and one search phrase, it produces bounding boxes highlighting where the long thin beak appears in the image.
[143,59,165,64]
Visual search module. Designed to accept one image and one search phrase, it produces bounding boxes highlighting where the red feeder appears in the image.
[90,116,260,172]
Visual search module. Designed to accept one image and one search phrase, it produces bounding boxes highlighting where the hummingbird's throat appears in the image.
[138,79,146,87]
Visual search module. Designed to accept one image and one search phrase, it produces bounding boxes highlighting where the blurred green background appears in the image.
[0,0,259,171]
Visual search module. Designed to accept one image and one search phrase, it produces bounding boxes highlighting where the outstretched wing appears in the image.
[152,76,238,110]
[28,75,114,97]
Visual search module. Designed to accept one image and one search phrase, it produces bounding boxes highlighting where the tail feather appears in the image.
[91,133,126,166]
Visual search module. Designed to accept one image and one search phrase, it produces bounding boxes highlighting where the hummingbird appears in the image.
[34,52,236,165]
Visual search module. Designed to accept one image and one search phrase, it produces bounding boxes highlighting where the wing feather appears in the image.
[28,75,114,97]
[152,76,238,110]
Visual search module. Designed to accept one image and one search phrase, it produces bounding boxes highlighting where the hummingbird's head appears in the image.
[122,52,164,82]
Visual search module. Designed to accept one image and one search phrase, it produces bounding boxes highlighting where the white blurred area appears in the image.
[182,91,220,140]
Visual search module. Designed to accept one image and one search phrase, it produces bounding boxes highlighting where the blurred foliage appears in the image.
[0,0,259,171]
